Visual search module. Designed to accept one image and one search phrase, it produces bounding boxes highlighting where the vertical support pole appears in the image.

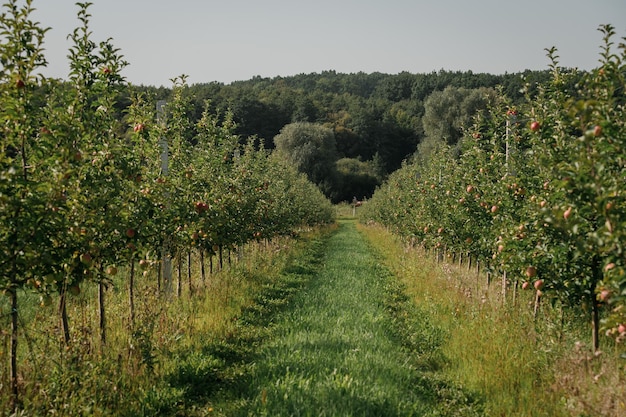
[158,100,172,295]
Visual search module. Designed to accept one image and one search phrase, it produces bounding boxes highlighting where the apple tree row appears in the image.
[362,25,625,352]
[0,0,333,407]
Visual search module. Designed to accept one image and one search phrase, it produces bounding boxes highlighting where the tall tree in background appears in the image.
[273,122,338,197]
[419,86,498,157]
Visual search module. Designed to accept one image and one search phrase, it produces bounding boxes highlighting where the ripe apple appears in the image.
[466,185,475,193]
[522,281,530,290]
[194,201,208,213]
[604,263,616,272]
[598,289,611,302]
[102,67,111,74]
[139,259,150,270]
[106,265,118,275]
[126,228,136,238]
[491,205,499,213]
[593,125,602,137]
[618,324,626,334]
[525,266,537,278]
[15,79,25,88]
[533,279,544,290]
[563,207,573,220]
[80,253,92,266]
[530,121,540,132]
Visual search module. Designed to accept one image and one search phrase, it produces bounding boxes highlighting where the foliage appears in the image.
[362,25,626,353]
[0,1,333,411]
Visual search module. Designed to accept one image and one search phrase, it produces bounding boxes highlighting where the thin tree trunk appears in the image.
[177,253,182,297]
[157,260,161,292]
[200,250,206,284]
[533,290,541,319]
[10,288,19,410]
[129,260,135,328]
[187,250,193,295]
[591,281,600,352]
[59,287,70,345]
[99,281,106,349]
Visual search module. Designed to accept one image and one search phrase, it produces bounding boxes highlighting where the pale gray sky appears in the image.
[25,0,626,87]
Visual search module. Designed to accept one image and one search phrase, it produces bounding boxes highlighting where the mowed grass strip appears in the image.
[222,220,480,416]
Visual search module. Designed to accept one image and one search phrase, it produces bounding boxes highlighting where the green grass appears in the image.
[210,220,481,416]
[359,222,626,417]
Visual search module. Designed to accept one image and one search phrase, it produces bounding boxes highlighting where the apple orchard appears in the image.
[361,32,626,353]
[0,0,333,408]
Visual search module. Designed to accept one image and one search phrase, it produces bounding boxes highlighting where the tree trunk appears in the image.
[533,290,541,319]
[590,280,600,352]
[187,250,193,295]
[177,253,182,297]
[59,287,70,345]
[200,250,206,284]
[129,260,135,328]
[99,281,106,349]
[9,288,19,410]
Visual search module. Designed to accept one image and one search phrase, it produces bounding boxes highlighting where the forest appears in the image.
[134,68,569,202]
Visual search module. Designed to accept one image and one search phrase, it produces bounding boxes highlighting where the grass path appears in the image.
[215,220,480,416]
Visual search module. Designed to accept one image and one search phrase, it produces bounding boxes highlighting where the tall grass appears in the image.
[214,220,481,416]
[359,222,626,417]
[0,232,327,416]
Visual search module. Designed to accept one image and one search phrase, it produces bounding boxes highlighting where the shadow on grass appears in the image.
[162,235,328,412]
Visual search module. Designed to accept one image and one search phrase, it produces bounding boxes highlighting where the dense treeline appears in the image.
[131,68,566,202]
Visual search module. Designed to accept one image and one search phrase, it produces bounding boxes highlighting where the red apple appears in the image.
[618,324,626,334]
[491,205,499,213]
[79,253,92,266]
[466,185,475,193]
[563,207,573,220]
[15,79,25,89]
[126,228,136,238]
[525,266,537,278]
[593,125,602,137]
[599,289,611,302]
[534,279,544,290]
[522,281,530,290]
[604,263,616,272]
[133,123,145,133]
[530,121,540,132]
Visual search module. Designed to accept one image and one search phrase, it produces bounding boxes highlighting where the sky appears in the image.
[21,0,626,87]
